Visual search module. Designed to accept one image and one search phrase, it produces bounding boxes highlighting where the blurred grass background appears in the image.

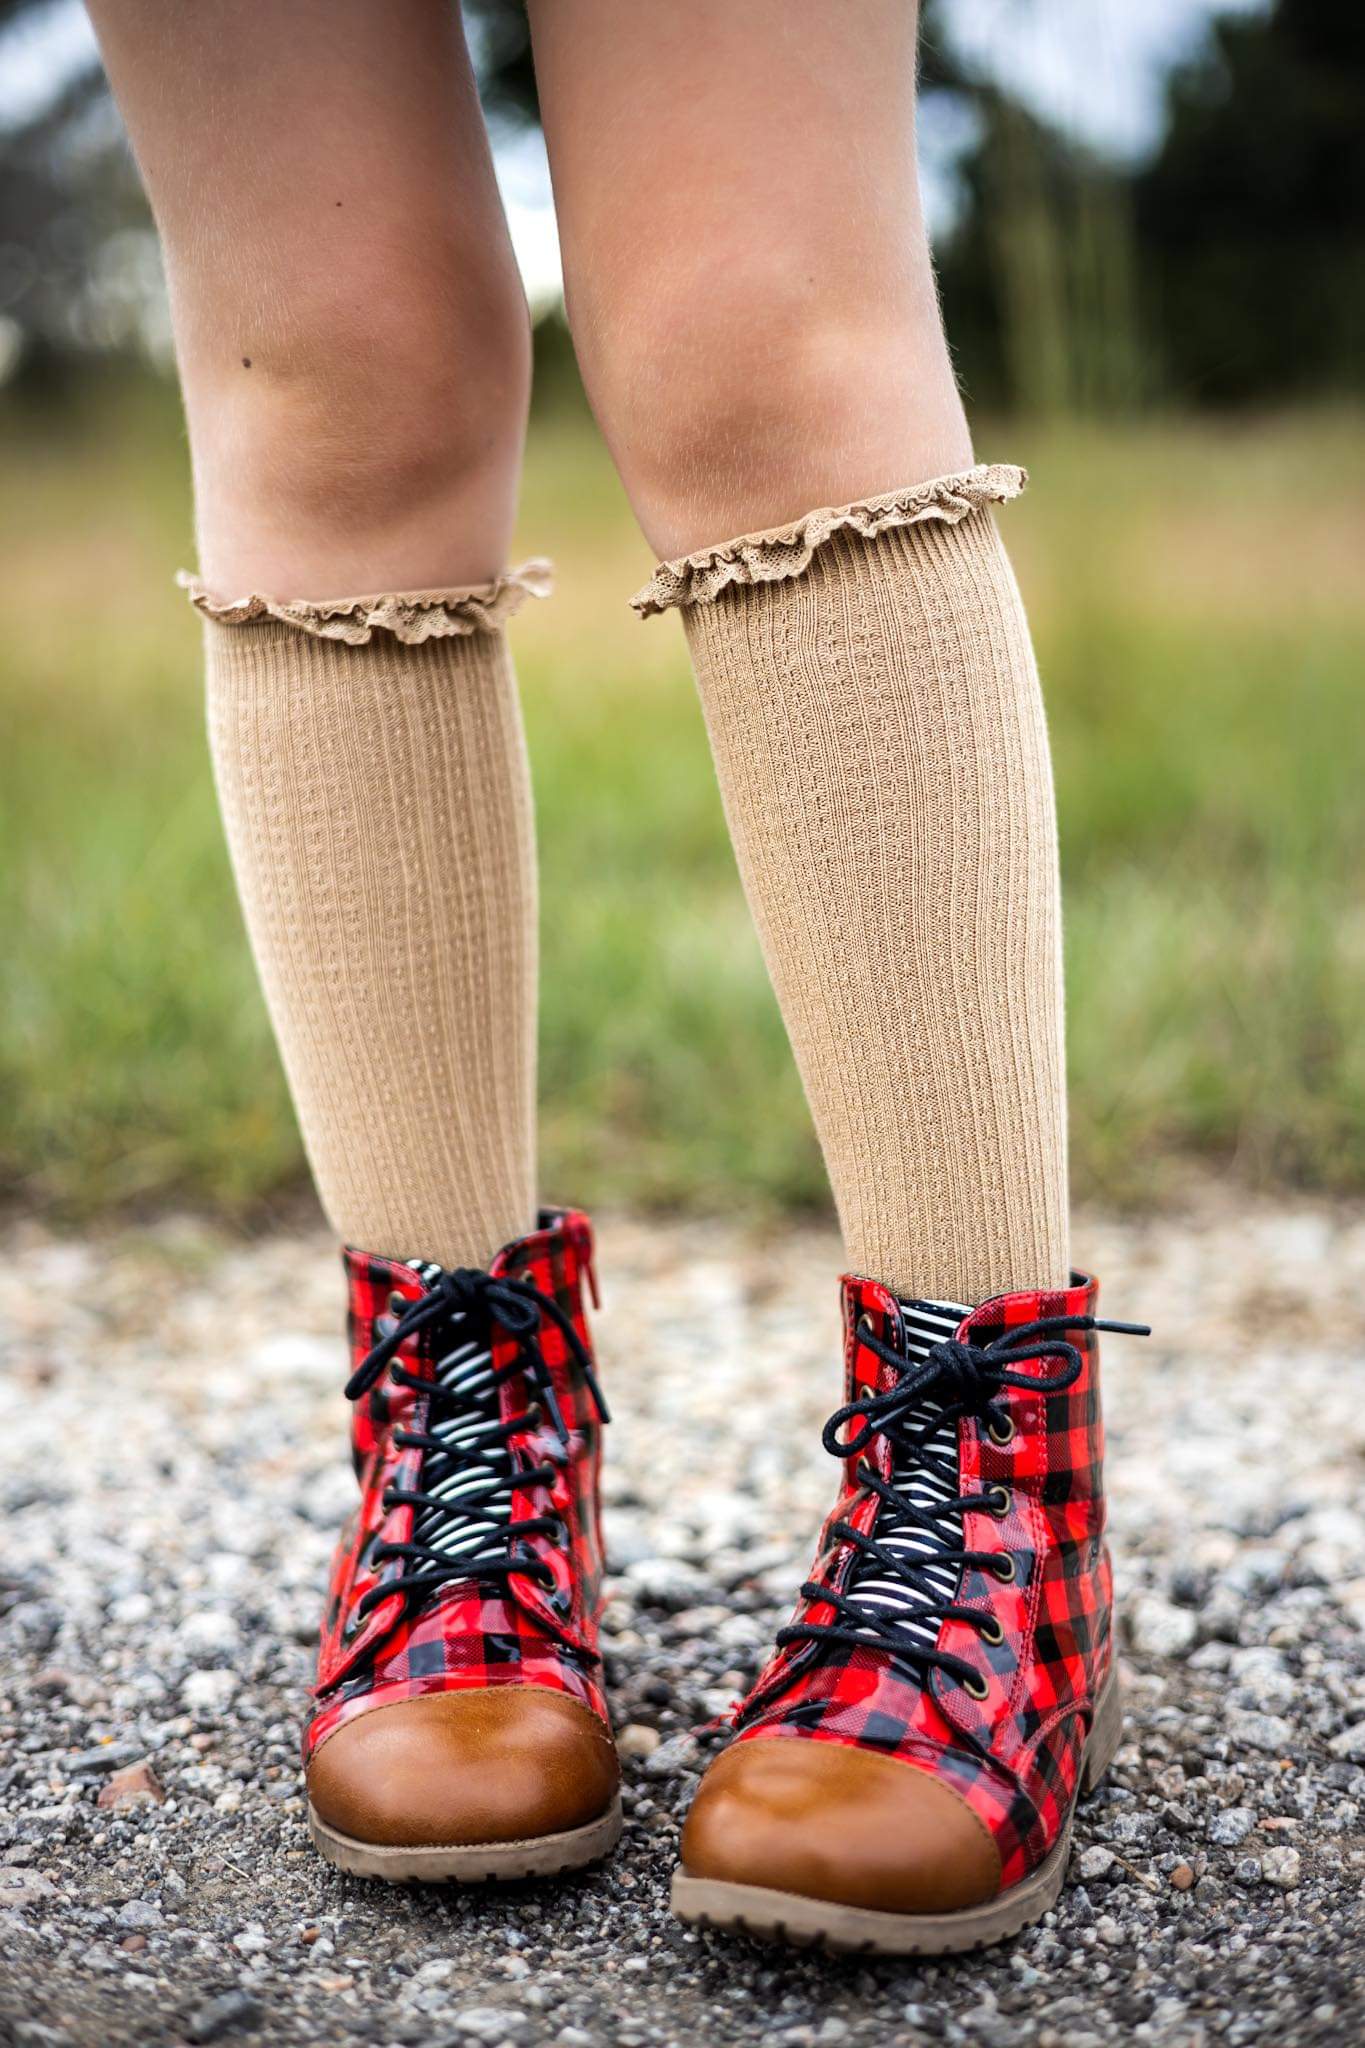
[4,371,1363,1223]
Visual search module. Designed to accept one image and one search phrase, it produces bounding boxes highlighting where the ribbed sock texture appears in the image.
[668,490,1069,1302]
[204,617,536,1269]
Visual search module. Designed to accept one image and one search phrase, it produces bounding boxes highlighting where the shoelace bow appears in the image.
[775,1310,1148,1692]
[343,1267,610,1635]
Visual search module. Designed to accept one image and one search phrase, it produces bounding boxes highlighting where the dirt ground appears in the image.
[1,1195,1363,2047]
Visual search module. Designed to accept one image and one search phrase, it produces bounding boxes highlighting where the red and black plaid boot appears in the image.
[304,1207,620,1881]
[673,1272,1147,1952]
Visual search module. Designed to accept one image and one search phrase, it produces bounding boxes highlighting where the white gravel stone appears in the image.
[1128,1593,1198,1659]
[1224,1708,1294,1754]
[182,1669,238,1715]
[2,1200,1364,2047]
[453,2009,531,2043]
[616,1724,661,1760]
[1208,1807,1256,1847]
[1260,1846,1302,1888]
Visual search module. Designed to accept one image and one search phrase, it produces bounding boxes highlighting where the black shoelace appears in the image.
[343,1267,610,1633]
[775,1311,1148,1693]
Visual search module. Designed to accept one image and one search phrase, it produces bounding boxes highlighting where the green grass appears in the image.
[3,376,1363,1221]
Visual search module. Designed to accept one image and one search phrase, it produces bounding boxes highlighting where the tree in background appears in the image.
[921,3,1147,418]
[1135,0,1365,403]
[0,0,1359,409]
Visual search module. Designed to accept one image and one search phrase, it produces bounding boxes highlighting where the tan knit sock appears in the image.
[189,567,549,1269]
[634,468,1068,1304]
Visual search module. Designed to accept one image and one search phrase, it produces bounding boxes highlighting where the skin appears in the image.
[86,0,531,597]
[89,0,970,586]
[526,0,973,556]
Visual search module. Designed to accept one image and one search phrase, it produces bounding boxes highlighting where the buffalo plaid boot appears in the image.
[304,1207,620,1881]
[673,1272,1147,1952]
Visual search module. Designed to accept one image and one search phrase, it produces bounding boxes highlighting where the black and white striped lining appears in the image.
[847,1296,971,1650]
[404,1260,515,1571]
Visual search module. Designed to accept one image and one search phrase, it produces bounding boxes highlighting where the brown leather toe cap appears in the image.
[680,1737,1001,1914]
[307,1687,619,1849]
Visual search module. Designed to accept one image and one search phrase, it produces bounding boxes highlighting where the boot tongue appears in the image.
[847,1294,971,1651]
[397,1258,517,1575]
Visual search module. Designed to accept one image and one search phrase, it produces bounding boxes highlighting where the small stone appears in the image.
[413,1958,456,1988]
[623,1556,711,1608]
[1208,1806,1256,1847]
[555,2031,595,2048]
[65,1743,143,1777]
[1227,1645,1296,1710]
[176,1610,242,1661]
[120,1934,148,1954]
[1077,1846,1114,1881]
[298,1926,321,1945]
[32,1667,99,1706]
[642,1731,703,1779]
[183,1668,238,1715]
[115,1899,162,1931]
[187,1990,263,2042]
[1225,1708,1294,1755]
[97,1760,166,1810]
[1261,1845,1301,1889]
[1329,1720,1365,1762]
[453,2009,530,2043]
[1169,1863,1196,1891]
[1128,1593,1198,1659]
[617,1723,661,1760]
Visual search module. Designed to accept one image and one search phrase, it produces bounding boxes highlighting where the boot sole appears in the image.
[307,1794,623,1884]
[670,1664,1123,1955]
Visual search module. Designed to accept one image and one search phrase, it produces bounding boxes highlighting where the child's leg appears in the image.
[531,0,1067,1303]
[94,4,620,1874]
[90,0,539,1268]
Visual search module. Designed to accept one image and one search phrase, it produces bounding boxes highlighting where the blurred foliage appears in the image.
[3,381,1363,1221]
[1,2,1362,1224]
[0,1,1361,408]
[923,0,1365,409]
[1135,1,1365,402]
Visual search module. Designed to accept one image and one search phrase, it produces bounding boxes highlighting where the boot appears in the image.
[304,1207,621,1881]
[673,1271,1146,1952]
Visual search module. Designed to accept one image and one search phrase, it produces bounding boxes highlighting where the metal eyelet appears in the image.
[387,1291,406,1316]
[984,1484,1012,1518]
[987,1414,1016,1447]
[990,1552,1018,1583]
[548,1515,567,1548]
[962,1672,989,1701]
[978,1615,1005,1647]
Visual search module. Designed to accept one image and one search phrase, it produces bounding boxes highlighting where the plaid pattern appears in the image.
[727,1271,1112,1888]
[305,1207,609,1763]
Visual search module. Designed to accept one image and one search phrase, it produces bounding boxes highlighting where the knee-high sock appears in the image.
[192,570,547,1268]
[634,469,1067,1304]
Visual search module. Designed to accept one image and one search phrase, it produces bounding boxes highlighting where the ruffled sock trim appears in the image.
[178,559,553,643]
[630,466,1026,616]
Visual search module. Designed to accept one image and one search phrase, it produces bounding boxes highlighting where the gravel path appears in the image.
[2,1199,1363,2048]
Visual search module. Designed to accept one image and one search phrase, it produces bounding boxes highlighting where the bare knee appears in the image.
[573,252,971,560]
[183,245,532,594]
